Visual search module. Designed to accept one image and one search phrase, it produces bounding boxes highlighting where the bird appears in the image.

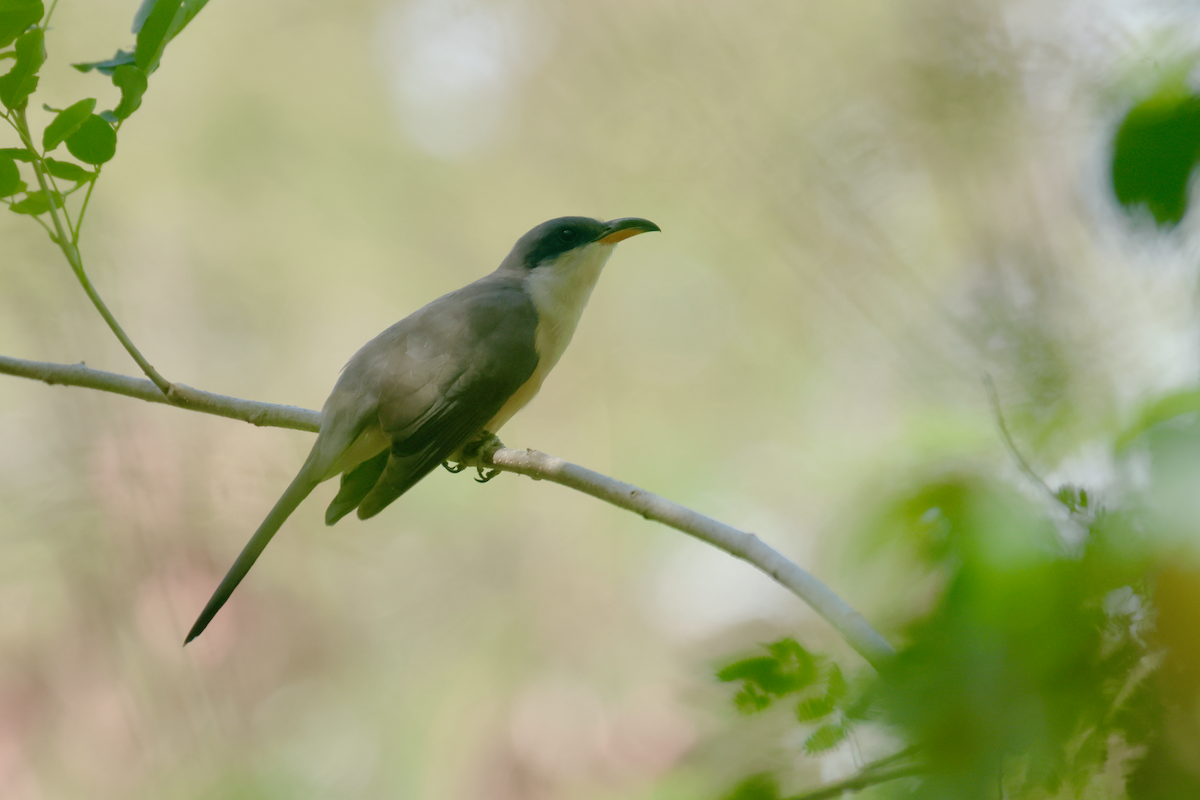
[185,216,660,643]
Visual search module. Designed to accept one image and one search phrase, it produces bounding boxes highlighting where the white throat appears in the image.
[522,241,614,372]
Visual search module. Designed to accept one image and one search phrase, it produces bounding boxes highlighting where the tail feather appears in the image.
[184,468,320,644]
[325,448,389,525]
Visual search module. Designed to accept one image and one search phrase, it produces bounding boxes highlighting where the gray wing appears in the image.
[326,276,539,521]
[186,275,538,644]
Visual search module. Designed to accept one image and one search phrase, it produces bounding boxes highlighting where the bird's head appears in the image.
[511,216,661,272]
[502,215,660,347]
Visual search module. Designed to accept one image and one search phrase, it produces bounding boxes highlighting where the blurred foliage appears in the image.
[715,410,1200,799]
[8,1,1200,800]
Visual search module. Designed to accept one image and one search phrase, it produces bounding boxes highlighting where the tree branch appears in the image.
[0,354,318,431]
[463,443,895,668]
[0,354,895,668]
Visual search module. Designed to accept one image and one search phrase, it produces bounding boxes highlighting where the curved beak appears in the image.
[598,217,661,245]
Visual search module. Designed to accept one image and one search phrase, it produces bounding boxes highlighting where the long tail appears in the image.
[184,467,321,644]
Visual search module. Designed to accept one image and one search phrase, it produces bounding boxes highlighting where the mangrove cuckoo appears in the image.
[185,216,660,643]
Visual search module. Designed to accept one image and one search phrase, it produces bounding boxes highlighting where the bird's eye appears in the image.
[559,229,577,243]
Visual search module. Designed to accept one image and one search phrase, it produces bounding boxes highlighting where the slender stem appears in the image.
[12,107,174,396]
[72,167,101,244]
[0,354,895,667]
[982,374,1061,506]
[783,764,923,800]
[42,0,62,30]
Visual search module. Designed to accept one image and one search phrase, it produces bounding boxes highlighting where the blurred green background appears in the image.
[3,0,1200,798]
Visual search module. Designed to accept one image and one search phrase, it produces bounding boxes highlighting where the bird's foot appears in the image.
[459,431,505,483]
[474,466,500,483]
[441,461,466,474]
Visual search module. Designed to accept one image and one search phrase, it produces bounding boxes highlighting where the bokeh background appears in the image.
[3,0,1200,798]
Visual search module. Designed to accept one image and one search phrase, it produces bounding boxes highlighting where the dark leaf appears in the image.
[0,154,19,196]
[99,110,118,124]
[0,0,42,50]
[1112,85,1200,227]
[111,64,147,119]
[0,26,43,110]
[804,723,849,754]
[42,97,96,151]
[795,696,836,722]
[71,49,135,76]
[65,114,116,164]
[0,146,33,161]
[10,187,61,214]
[44,157,94,183]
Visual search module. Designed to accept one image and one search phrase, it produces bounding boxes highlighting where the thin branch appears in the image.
[784,764,923,800]
[982,373,1059,504]
[0,355,319,431]
[0,354,895,669]
[464,444,896,669]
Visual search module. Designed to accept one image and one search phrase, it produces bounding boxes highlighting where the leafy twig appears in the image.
[12,108,174,396]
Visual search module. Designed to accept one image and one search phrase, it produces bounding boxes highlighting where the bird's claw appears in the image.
[474,466,500,483]
[442,461,466,474]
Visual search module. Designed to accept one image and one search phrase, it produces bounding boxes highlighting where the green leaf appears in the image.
[803,722,849,754]
[733,685,772,714]
[721,774,780,800]
[72,49,135,76]
[42,97,96,151]
[0,0,43,50]
[111,64,147,119]
[1116,387,1200,451]
[65,114,116,165]
[0,51,17,61]
[825,664,848,701]
[795,696,836,722]
[131,0,156,33]
[1112,82,1200,227]
[136,0,209,74]
[0,26,43,110]
[717,656,779,683]
[718,639,820,714]
[10,187,61,214]
[0,155,19,196]
[44,157,94,183]
[0,146,33,161]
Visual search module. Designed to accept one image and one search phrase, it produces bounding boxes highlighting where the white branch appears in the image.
[0,354,895,668]
[469,445,895,668]
[0,354,320,431]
